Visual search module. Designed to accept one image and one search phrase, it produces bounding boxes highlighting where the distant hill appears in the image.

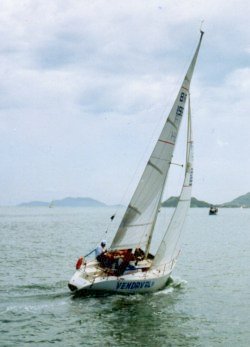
[162,196,211,208]
[162,192,250,208]
[17,192,250,208]
[220,192,250,208]
[18,201,49,207]
[190,197,211,208]
[18,197,107,207]
[53,197,106,207]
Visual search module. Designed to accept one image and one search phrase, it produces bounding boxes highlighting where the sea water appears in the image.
[0,207,249,346]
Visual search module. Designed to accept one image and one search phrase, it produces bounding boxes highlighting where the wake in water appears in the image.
[166,276,188,288]
[153,276,188,296]
[0,280,71,314]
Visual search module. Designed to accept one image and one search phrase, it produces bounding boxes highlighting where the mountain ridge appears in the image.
[162,192,250,208]
[18,197,107,207]
[17,192,250,208]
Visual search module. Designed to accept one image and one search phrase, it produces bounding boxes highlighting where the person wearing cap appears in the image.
[95,240,107,262]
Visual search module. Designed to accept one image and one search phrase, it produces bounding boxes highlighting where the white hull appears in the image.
[68,260,173,294]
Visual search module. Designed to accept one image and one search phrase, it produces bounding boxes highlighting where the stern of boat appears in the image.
[68,259,102,292]
[68,270,92,292]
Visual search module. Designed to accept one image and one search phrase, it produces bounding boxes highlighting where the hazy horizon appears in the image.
[2,191,250,207]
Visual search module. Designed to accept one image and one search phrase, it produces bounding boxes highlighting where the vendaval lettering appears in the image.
[116,281,155,290]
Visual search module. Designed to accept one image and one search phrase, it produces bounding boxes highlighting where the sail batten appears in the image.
[151,156,170,162]
[128,205,141,215]
[110,32,203,252]
[127,222,153,227]
[167,119,178,130]
[148,161,163,175]
[158,139,175,146]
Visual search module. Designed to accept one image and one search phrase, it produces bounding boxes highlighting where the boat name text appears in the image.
[116,281,155,290]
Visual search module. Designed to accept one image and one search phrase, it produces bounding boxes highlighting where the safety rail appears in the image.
[81,253,180,282]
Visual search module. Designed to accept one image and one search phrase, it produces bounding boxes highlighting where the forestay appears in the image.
[110,32,204,252]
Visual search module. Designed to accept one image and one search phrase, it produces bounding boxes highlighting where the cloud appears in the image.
[0,0,249,205]
[216,139,229,147]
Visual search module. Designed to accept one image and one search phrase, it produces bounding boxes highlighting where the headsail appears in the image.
[110,32,204,252]
[152,94,193,268]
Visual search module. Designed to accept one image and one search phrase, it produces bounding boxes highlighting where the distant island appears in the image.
[162,196,211,208]
[162,192,250,208]
[18,197,108,208]
[17,192,250,208]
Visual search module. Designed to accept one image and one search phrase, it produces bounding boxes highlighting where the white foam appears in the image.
[154,287,174,295]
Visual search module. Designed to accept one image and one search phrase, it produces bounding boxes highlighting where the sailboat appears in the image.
[209,205,218,215]
[49,200,54,208]
[68,31,204,294]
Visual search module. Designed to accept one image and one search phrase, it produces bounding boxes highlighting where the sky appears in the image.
[0,0,249,206]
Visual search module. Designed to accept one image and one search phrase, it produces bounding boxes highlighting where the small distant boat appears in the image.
[49,201,54,208]
[68,31,204,294]
[209,206,218,215]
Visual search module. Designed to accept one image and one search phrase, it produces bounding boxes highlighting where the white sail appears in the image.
[110,32,204,251]
[153,94,193,268]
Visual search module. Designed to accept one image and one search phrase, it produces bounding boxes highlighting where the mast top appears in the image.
[200,20,205,37]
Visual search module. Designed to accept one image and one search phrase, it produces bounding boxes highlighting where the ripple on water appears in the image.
[1,207,250,346]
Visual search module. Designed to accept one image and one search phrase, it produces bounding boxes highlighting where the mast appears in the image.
[144,31,204,257]
[110,31,204,253]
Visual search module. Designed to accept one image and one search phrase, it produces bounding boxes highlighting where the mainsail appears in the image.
[153,94,193,268]
[110,31,204,252]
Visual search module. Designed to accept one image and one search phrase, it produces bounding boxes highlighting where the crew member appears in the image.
[134,247,145,261]
[95,240,107,262]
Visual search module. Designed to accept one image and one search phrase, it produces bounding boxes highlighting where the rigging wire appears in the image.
[103,36,200,242]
